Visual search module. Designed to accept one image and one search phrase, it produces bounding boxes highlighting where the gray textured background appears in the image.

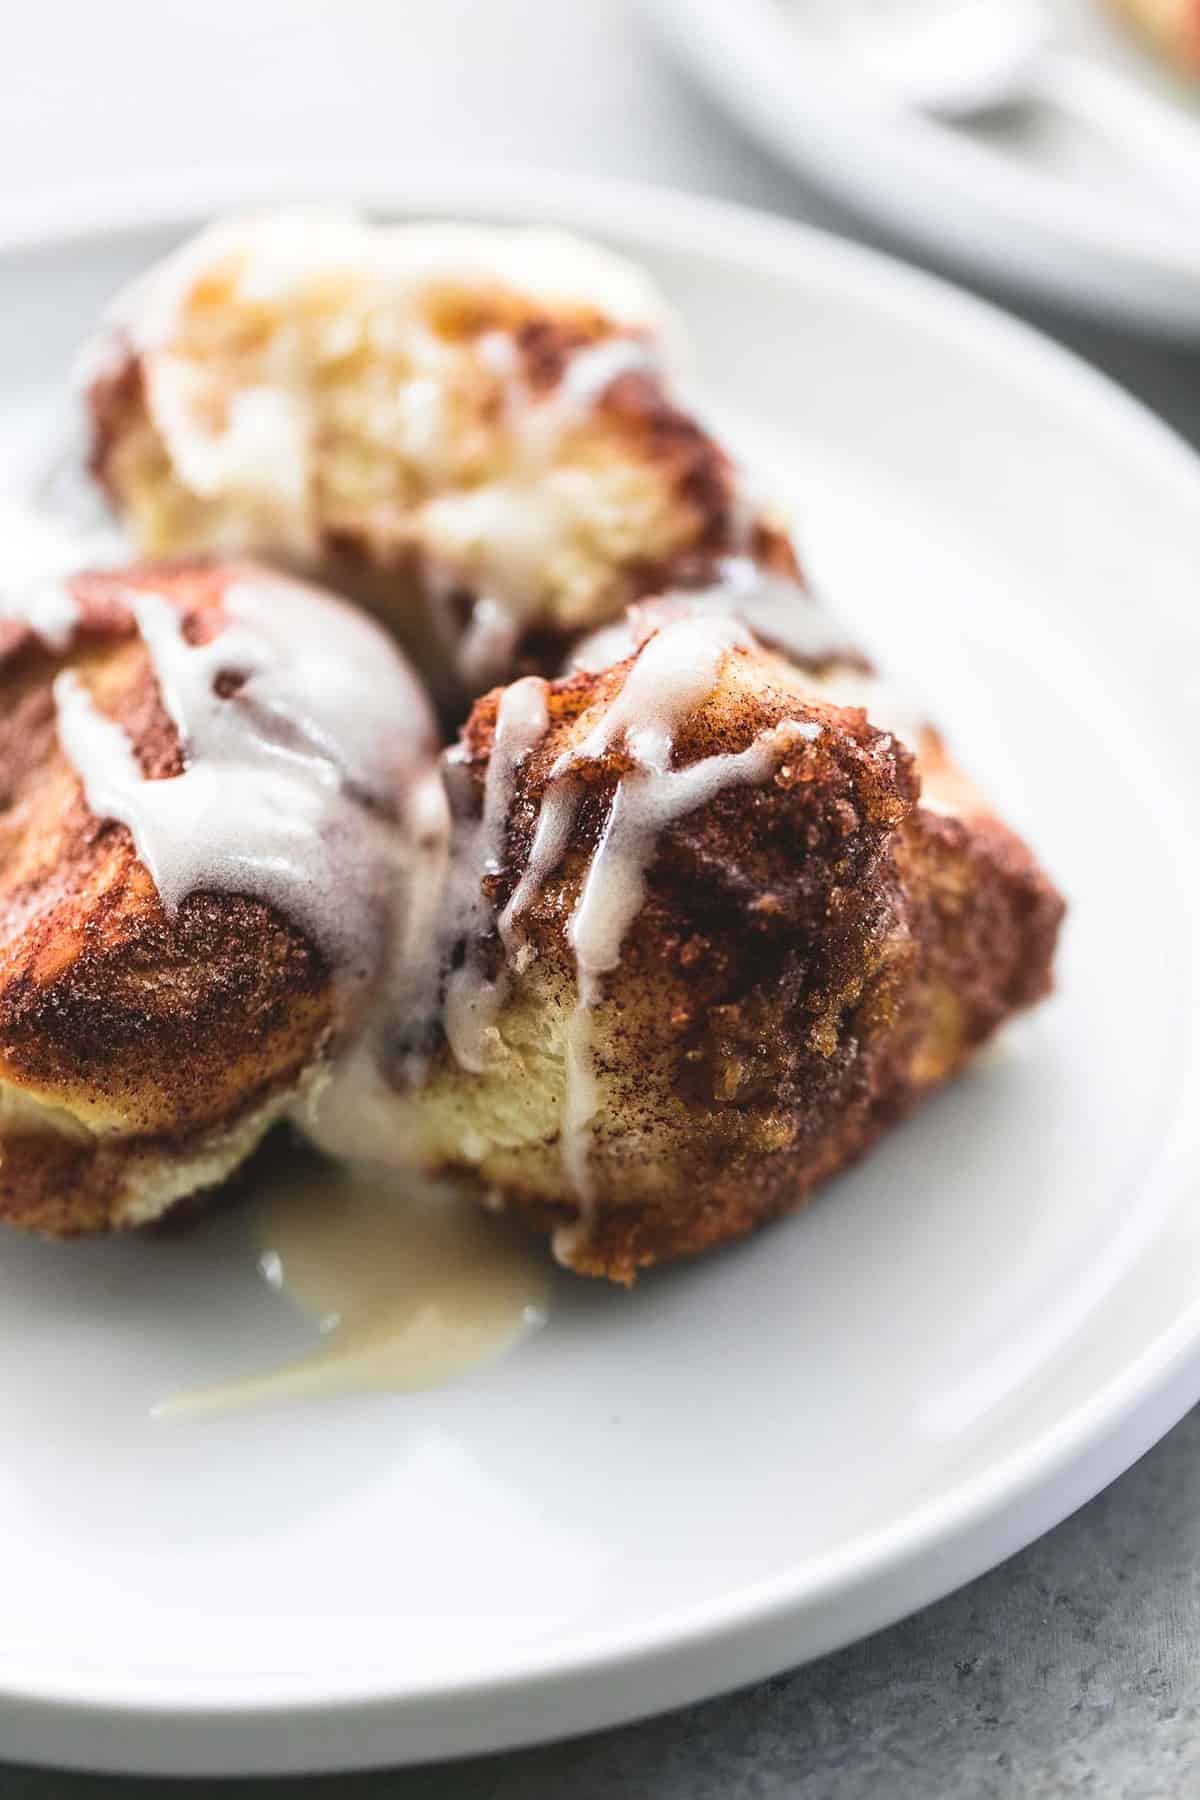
[3,2,1200,1792]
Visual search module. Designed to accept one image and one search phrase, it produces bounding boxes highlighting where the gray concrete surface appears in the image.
[2,3,1199,1792]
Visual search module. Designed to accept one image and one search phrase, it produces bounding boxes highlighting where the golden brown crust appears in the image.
[394,638,1064,1281]
[0,564,334,1232]
[84,245,802,722]
[88,326,795,580]
[0,1098,290,1238]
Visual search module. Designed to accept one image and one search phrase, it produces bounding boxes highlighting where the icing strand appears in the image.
[556,720,821,1230]
[569,558,861,677]
[505,336,659,459]
[52,575,449,1144]
[0,578,80,652]
[498,779,580,966]
[442,676,550,1072]
[442,332,663,688]
[495,612,822,1242]
[562,612,755,773]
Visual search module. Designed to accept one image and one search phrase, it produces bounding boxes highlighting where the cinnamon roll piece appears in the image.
[359,608,1064,1282]
[84,210,795,711]
[0,561,444,1233]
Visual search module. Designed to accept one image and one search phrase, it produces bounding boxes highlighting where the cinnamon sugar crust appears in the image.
[381,640,1064,1281]
[0,565,334,1232]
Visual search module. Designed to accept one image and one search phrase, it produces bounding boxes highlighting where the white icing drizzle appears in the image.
[480,680,553,892]
[499,335,658,460]
[498,778,580,966]
[496,612,822,1241]
[562,611,755,772]
[153,1153,549,1420]
[576,581,936,772]
[567,564,957,817]
[556,717,821,1231]
[560,1000,601,1217]
[570,558,859,676]
[0,578,80,652]
[52,572,449,1126]
[569,721,819,989]
[454,592,946,1235]
[455,596,522,693]
[92,208,678,693]
[437,332,662,688]
[442,675,550,1072]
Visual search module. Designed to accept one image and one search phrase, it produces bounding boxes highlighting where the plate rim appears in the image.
[2,163,1200,1773]
[642,0,1200,336]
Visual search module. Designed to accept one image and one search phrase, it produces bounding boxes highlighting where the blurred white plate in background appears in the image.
[0,167,1199,1774]
[645,0,1200,334]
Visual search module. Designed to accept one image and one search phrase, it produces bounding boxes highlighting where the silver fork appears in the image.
[832,0,1200,213]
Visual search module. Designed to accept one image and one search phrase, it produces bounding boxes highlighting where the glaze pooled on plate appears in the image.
[155,1151,549,1419]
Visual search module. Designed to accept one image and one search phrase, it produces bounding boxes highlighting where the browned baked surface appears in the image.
[83,218,800,716]
[90,320,795,605]
[0,565,333,1233]
[385,636,1065,1282]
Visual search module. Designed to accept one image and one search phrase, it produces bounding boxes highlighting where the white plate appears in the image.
[644,0,1200,336]
[1,167,1199,1777]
